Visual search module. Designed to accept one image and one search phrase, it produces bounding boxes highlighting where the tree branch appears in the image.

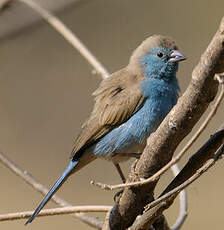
[108,16,224,230]
[0,205,112,222]
[130,137,224,230]
[159,127,224,199]
[0,152,103,229]
[17,0,110,79]
[152,214,170,230]
[130,129,224,230]
[170,164,187,230]
[130,196,176,230]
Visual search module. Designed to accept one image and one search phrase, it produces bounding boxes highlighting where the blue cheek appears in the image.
[140,56,161,77]
[141,54,178,80]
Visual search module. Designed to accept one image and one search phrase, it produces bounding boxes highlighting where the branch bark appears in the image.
[159,127,224,198]
[130,135,224,230]
[129,195,176,230]
[152,214,170,230]
[108,16,224,230]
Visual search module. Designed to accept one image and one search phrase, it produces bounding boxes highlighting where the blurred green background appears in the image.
[0,0,224,229]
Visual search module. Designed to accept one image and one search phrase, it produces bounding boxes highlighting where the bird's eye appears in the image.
[157,52,164,58]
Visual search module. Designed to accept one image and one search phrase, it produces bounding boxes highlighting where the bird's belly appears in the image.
[106,141,145,163]
[91,95,176,160]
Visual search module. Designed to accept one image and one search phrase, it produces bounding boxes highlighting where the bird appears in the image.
[25,35,186,224]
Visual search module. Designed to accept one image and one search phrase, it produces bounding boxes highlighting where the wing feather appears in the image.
[71,68,145,157]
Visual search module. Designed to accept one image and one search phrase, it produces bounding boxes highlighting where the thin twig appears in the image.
[0,152,103,229]
[128,165,187,230]
[129,196,176,230]
[159,125,224,199]
[0,205,112,222]
[91,83,224,191]
[130,143,224,230]
[170,164,187,230]
[146,144,224,211]
[17,0,110,79]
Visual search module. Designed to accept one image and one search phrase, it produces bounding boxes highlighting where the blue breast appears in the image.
[91,78,179,157]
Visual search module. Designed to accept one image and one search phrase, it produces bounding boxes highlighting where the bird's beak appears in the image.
[168,50,186,63]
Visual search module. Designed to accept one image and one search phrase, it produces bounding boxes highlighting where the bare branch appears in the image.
[114,165,186,230]
[128,166,186,230]
[130,196,176,230]
[0,205,112,222]
[17,0,110,79]
[158,126,224,199]
[0,152,103,229]
[129,129,224,230]
[170,73,223,230]
[143,143,224,219]
[170,164,187,230]
[152,215,170,230]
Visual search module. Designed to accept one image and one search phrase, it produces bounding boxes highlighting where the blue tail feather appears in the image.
[25,160,78,225]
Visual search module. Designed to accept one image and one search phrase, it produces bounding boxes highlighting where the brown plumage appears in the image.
[71,68,144,157]
[71,35,178,160]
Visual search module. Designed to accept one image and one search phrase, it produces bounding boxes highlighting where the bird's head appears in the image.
[128,35,186,80]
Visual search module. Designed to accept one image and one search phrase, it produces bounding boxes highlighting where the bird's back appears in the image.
[71,68,145,160]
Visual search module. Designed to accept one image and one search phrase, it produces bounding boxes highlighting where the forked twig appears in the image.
[129,129,224,230]
[146,144,224,212]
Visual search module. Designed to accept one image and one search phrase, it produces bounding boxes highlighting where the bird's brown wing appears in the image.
[71,68,145,158]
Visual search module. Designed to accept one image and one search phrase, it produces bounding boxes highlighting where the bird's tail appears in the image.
[25,160,78,225]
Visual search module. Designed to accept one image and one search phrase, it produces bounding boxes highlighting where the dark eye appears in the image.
[157,52,164,58]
